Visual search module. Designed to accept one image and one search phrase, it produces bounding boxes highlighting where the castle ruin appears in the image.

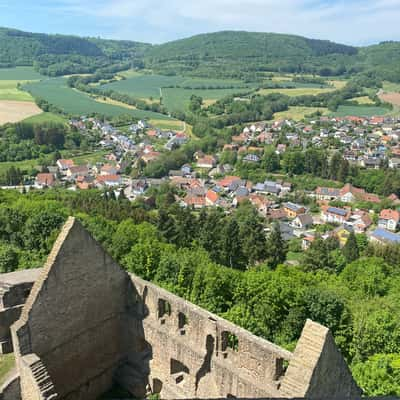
[0,217,362,400]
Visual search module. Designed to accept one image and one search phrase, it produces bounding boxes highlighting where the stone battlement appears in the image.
[0,218,362,400]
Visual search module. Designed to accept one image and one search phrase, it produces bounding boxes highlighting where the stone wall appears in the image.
[2,217,361,400]
[131,275,292,399]
[0,270,40,354]
[11,218,144,400]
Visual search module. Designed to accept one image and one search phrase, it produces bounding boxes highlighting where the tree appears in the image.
[303,236,339,272]
[265,223,287,269]
[352,354,400,396]
[219,218,244,269]
[342,232,359,263]
[329,152,342,181]
[0,243,18,273]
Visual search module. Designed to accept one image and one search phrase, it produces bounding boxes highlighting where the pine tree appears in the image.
[266,223,287,269]
[342,232,359,263]
[220,218,244,269]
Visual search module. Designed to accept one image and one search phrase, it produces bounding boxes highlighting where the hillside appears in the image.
[0,27,150,75]
[144,31,359,78]
[1,27,400,82]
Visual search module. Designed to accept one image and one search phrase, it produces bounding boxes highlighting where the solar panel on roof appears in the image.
[327,207,347,216]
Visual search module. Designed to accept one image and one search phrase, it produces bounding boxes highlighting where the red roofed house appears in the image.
[205,190,219,206]
[183,194,205,209]
[96,174,121,187]
[67,165,89,179]
[196,155,216,169]
[35,173,55,189]
[57,159,75,174]
[340,183,380,204]
[142,152,161,164]
[100,164,118,176]
[370,116,385,125]
[379,209,400,232]
[217,176,241,189]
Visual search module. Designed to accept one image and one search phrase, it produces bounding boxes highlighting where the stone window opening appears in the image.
[221,331,239,357]
[158,298,171,324]
[178,312,188,335]
[170,358,190,384]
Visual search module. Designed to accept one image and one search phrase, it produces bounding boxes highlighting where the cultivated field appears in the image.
[257,87,335,97]
[351,96,375,105]
[0,100,42,124]
[0,81,34,101]
[0,67,44,80]
[23,112,67,124]
[162,87,246,112]
[330,105,388,117]
[273,106,328,121]
[102,73,249,112]
[379,92,400,107]
[23,78,172,120]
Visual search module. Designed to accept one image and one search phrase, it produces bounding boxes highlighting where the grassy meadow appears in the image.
[257,87,336,97]
[273,106,328,120]
[23,112,67,124]
[330,105,389,117]
[0,81,34,101]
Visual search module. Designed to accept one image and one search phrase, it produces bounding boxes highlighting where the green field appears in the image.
[0,67,44,80]
[162,87,247,112]
[102,73,249,111]
[23,112,68,124]
[0,150,108,176]
[273,106,328,121]
[330,105,389,117]
[0,67,45,102]
[0,159,39,176]
[0,81,34,101]
[258,87,335,97]
[382,81,400,93]
[69,151,108,165]
[23,78,173,120]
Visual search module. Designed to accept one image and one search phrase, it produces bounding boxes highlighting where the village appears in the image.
[31,114,400,254]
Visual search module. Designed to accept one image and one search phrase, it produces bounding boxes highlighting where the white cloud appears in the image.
[38,0,400,44]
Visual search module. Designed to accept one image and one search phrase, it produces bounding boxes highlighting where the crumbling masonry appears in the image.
[0,217,362,400]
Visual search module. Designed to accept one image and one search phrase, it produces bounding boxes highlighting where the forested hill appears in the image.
[1,27,400,82]
[0,27,150,75]
[144,31,359,77]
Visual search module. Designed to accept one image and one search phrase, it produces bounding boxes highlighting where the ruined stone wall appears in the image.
[3,217,361,400]
[0,270,40,354]
[130,275,292,399]
[11,218,138,400]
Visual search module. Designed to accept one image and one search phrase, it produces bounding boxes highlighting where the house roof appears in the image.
[36,173,55,185]
[371,228,400,243]
[96,174,121,183]
[284,202,304,212]
[206,190,219,204]
[316,187,340,196]
[379,209,400,222]
[295,214,313,226]
[327,207,348,217]
[57,159,74,168]
[217,176,241,187]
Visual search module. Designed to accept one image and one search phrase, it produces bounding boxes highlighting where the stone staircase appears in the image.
[29,358,58,400]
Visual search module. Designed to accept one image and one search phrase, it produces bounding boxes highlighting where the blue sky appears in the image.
[0,0,399,45]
